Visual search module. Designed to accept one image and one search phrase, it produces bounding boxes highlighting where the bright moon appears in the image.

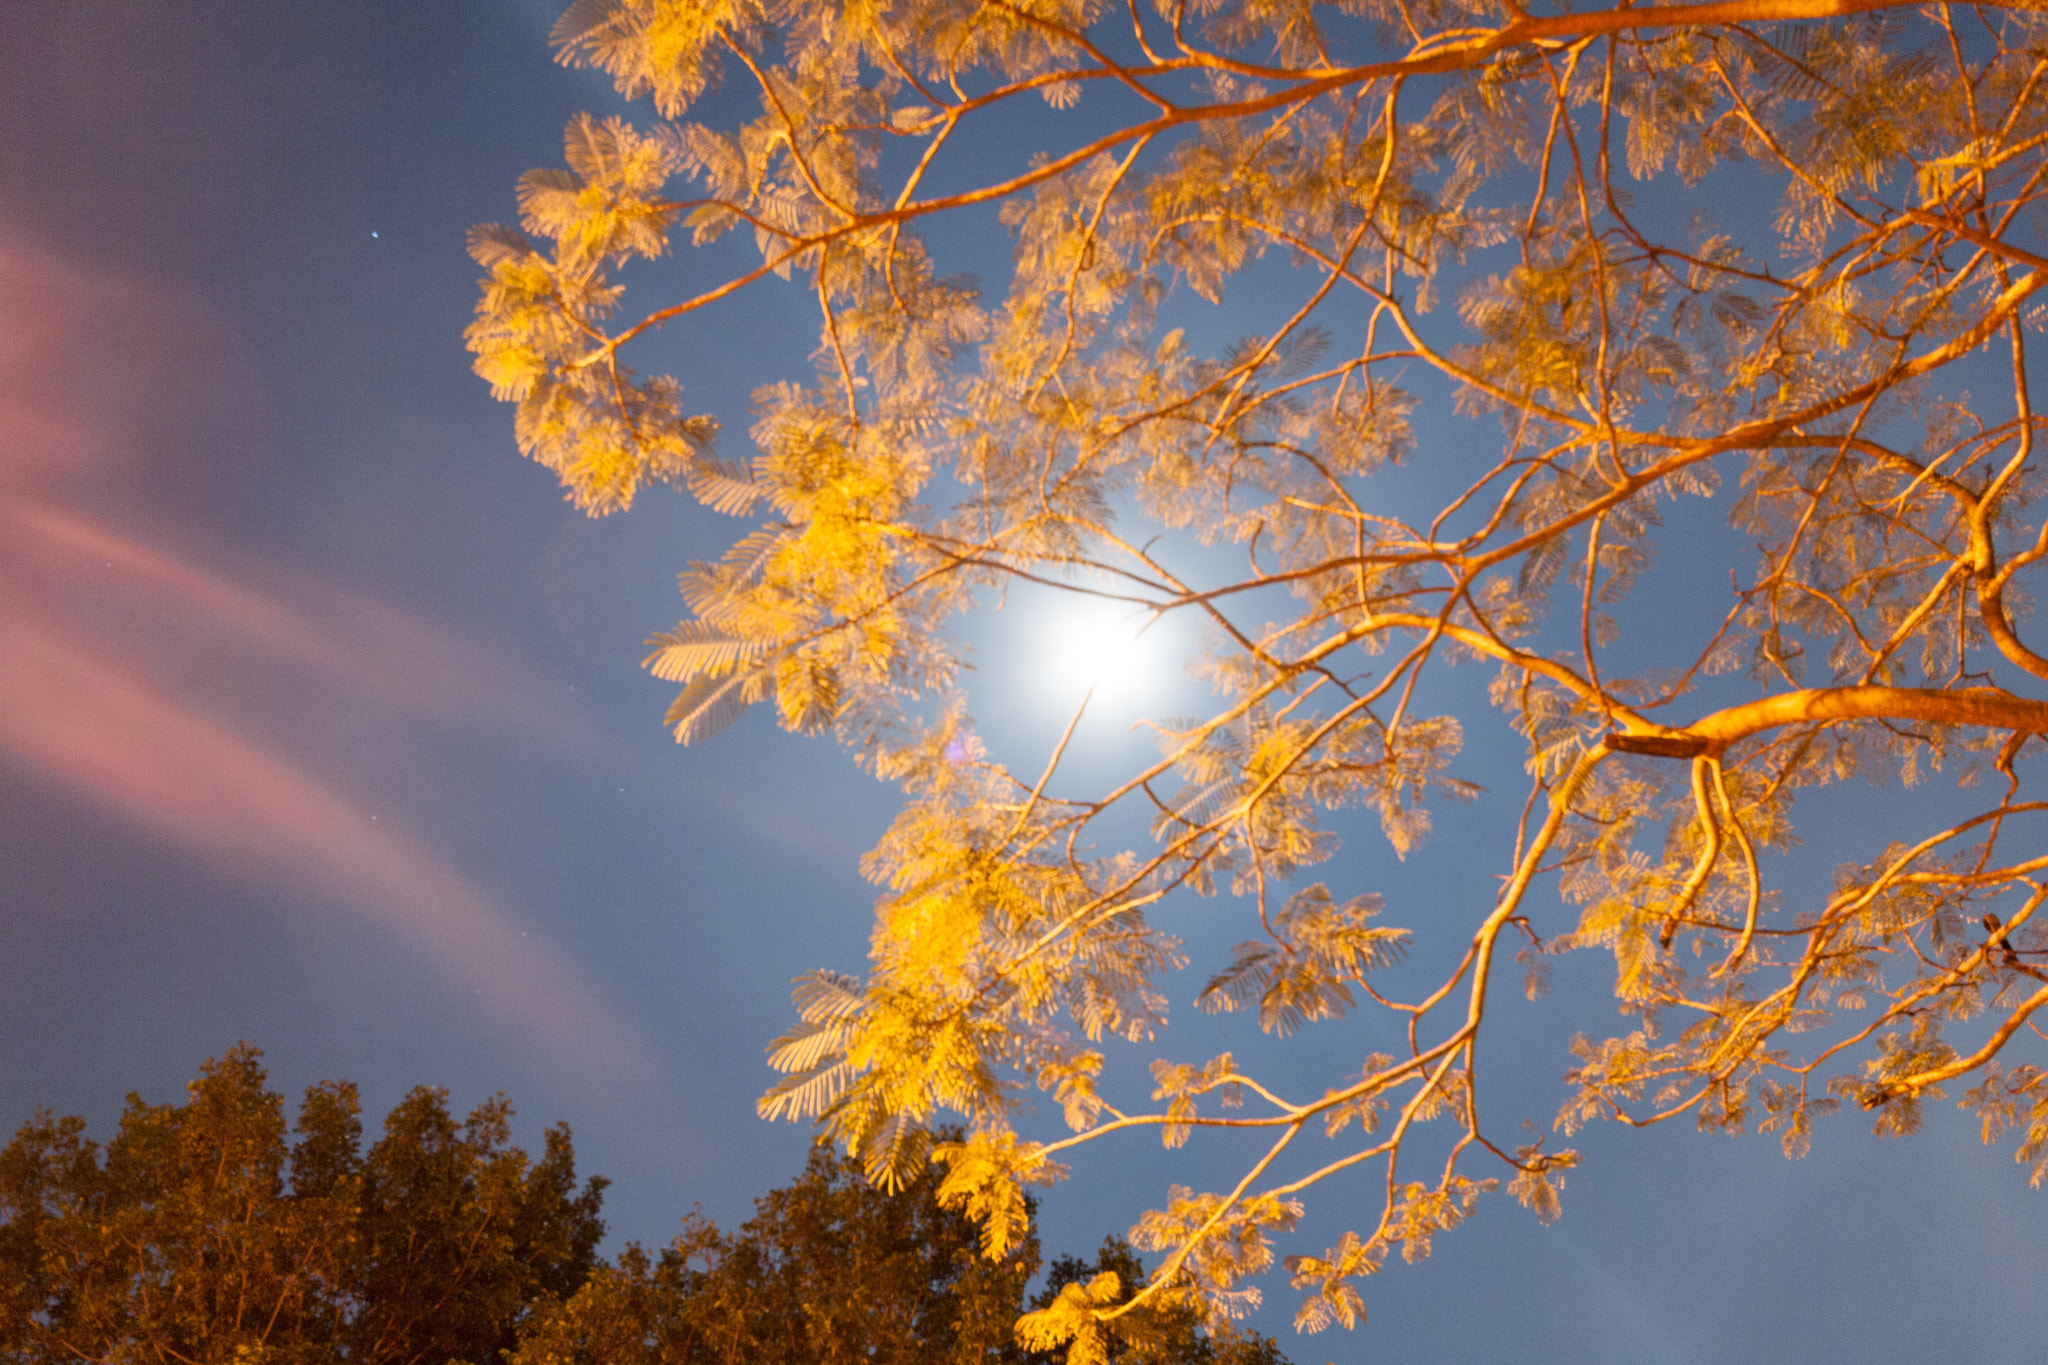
[1041,597,1153,698]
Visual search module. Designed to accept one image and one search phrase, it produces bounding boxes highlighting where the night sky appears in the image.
[3,5,2046,1362]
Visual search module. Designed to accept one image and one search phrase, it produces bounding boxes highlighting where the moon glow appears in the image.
[1039,596,1155,701]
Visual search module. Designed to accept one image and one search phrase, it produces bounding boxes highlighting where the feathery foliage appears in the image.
[473,0,2048,1349]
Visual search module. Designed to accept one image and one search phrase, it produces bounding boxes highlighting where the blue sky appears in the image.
[2,5,2045,1361]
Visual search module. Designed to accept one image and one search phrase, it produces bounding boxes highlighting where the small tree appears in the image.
[470,0,2048,1347]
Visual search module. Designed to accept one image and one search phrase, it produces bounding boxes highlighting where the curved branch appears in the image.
[1634,685,2048,757]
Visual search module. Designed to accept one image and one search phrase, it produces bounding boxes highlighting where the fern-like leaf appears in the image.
[663,670,761,744]
[643,621,764,682]
[686,455,762,515]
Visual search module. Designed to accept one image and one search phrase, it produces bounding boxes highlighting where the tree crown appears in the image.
[470,0,2048,1347]
[0,1045,607,1365]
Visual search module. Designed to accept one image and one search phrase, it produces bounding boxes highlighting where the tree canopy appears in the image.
[2,1055,1262,1365]
[0,1045,607,1365]
[469,0,2048,1350]
[511,1138,1286,1365]
[511,1136,1034,1365]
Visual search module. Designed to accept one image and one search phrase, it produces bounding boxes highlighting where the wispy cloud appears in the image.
[0,226,679,1133]
[13,500,596,747]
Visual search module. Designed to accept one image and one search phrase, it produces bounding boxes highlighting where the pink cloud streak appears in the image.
[0,224,680,1132]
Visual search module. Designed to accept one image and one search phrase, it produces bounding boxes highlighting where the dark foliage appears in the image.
[0,1045,606,1365]
[511,1142,1288,1365]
